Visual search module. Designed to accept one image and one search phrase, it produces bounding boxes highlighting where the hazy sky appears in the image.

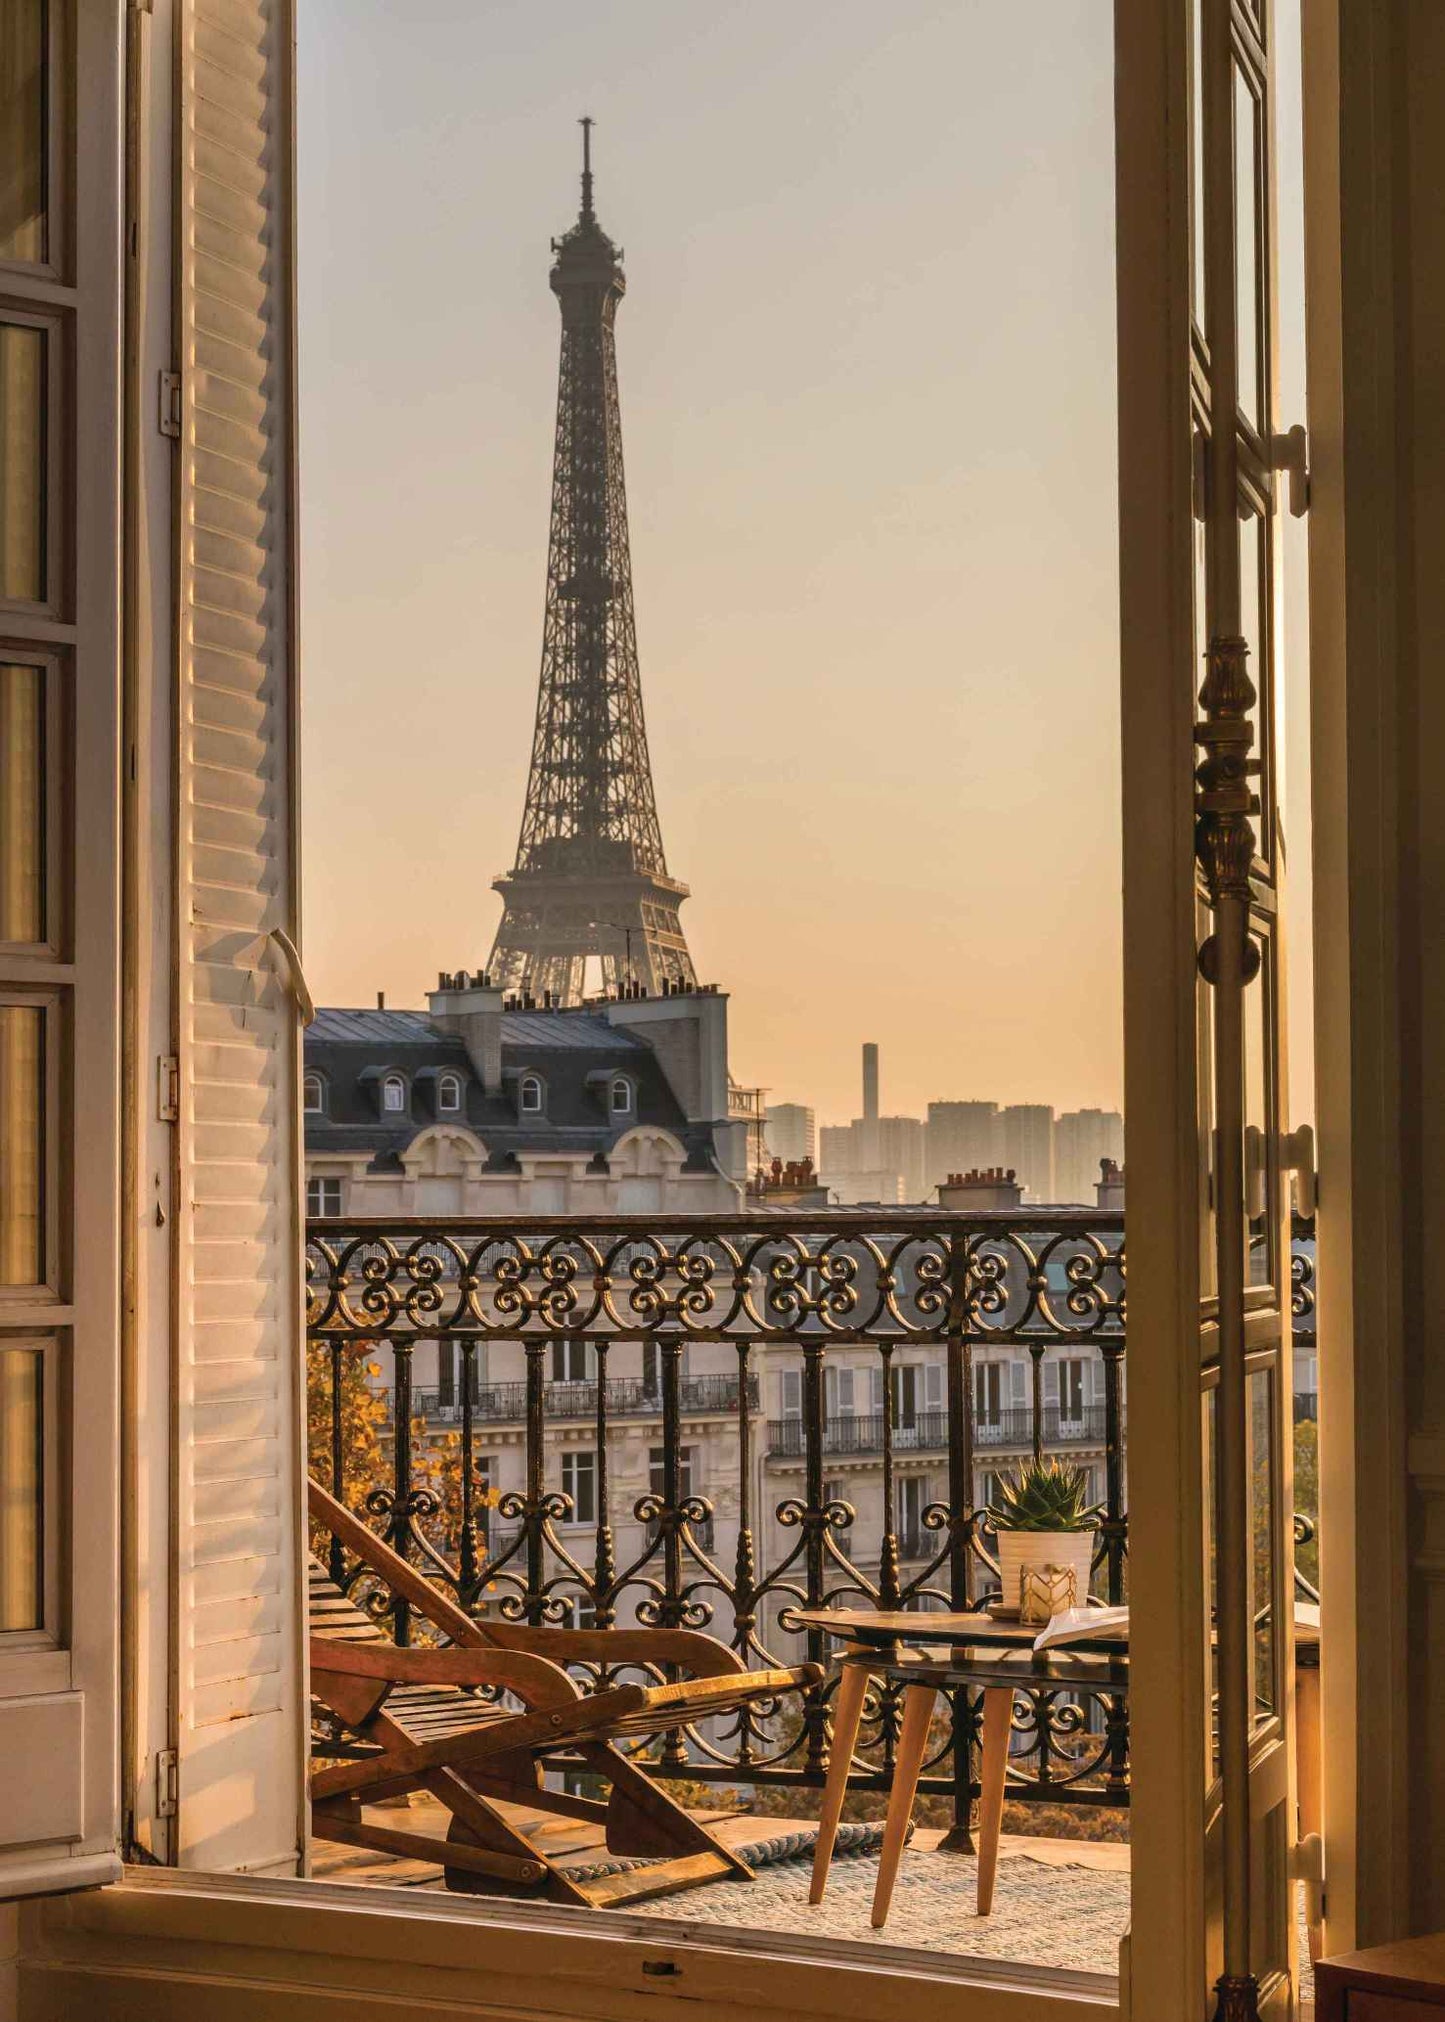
[297,1,1124,1125]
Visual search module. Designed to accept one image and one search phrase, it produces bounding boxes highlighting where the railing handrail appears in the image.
[402,1372,759,1423]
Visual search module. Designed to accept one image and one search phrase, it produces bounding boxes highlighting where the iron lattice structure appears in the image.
[489,126,696,1005]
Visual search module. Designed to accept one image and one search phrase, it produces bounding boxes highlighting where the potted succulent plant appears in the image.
[985,1458,1101,1616]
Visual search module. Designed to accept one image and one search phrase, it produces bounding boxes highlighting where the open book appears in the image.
[1030,1604,1130,1654]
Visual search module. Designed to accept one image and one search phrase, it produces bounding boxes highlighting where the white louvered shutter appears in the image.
[172,0,304,1875]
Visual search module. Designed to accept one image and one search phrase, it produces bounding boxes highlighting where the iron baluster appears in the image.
[592,1339,616,1629]
[327,1339,345,1587]
[524,1339,546,1626]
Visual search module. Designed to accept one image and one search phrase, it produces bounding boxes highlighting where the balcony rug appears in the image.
[634,1832,1132,1978]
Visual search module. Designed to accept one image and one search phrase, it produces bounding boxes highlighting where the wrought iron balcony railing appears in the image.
[403,1372,758,1426]
[766,1403,1110,1459]
[308,1208,1131,1826]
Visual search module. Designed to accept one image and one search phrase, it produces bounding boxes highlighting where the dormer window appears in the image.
[302,1071,325,1114]
[438,1072,462,1114]
[382,1073,406,1113]
[520,1074,544,1114]
[610,1076,632,1115]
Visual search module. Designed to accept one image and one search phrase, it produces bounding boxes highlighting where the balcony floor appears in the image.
[311,1793,1131,1978]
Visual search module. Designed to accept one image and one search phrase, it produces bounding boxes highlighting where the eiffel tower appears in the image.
[489,122,697,1006]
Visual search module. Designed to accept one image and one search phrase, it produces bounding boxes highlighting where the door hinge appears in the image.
[1269,424,1310,516]
[155,1747,179,1820]
[157,1054,179,1122]
[158,368,181,438]
[1281,1123,1317,1216]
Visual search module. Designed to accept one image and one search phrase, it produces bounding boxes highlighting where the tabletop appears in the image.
[794,1605,1132,1656]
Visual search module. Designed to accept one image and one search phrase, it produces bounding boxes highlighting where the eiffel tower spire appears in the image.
[488,124,697,1005]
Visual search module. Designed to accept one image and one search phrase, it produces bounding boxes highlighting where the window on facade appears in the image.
[895,1473,928,1547]
[560,1449,596,1525]
[437,1072,461,1112]
[551,1340,595,1384]
[519,1073,543,1113]
[381,1073,406,1112]
[306,1176,342,1218]
[975,1360,1004,1428]
[1058,1356,1087,1422]
[649,1444,695,1504]
[609,1075,631,1114]
[302,1071,324,1113]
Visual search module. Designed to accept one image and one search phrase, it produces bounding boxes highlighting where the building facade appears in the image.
[1000,1102,1056,1201]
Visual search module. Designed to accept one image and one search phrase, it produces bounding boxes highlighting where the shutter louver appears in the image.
[174,0,302,1875]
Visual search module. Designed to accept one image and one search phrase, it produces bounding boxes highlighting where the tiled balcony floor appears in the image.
[311,1794,1131,1979]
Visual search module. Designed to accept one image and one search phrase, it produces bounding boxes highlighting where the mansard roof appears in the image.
[303,1005,714,1173]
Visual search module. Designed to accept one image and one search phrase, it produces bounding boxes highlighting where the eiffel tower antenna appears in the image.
[488,128,697,1006]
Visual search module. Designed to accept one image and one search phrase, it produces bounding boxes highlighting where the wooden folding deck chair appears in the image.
[307,1478,822,1908]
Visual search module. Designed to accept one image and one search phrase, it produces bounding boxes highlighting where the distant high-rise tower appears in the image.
[489,122,696,1005]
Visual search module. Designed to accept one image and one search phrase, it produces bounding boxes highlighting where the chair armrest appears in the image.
[484,1622,747,1679]
[310,1636,580,1708]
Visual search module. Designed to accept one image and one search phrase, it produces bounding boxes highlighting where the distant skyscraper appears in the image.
[766,1103,816,1167]
[818,1048,924,1199]
[1055,1107,1126,1204]
[489,123,696,1003]
[925,1100,1003,1187]
[1001,1103,1055,1201]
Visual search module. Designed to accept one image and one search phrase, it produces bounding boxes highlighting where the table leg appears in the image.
[869,1682,937,1930]
[809,1661,872,1906]
[975,1685,1014,1917]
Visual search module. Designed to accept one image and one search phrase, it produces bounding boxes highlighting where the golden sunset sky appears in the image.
[297,2,1314,1127]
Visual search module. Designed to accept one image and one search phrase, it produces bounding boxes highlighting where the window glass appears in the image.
[0,662,43,943]
[610,1077,630,1113]
[306,1176,341,1218]
[1248,1366,1278,1722]
[561,1448,596,1524]
[0,0,46,265]
[438,1073,460,1111]
[0,1344,42,1631]
[520,1074,542,1112]
[382,1074,404,1112]
[1,321,45,602]
[302,1072,323,1113]
[0,1000,43,1284]
[1233,66,1261,428]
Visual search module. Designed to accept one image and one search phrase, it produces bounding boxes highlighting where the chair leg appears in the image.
[810,1660,872,1905]
[975,1686,1013,1916]
[870,1683,937,1930]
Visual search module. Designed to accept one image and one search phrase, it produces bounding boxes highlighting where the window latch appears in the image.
[1269,424,1309,516]
[157,1054,179,1123]
[268,927,316,1027]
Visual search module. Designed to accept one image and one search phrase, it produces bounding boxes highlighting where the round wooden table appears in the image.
[796,1610,1130,1928]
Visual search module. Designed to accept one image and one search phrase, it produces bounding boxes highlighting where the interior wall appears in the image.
[1307,0,1445,1948]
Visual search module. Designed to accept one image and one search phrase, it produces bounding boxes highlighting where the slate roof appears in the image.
[304,1005,717,1173]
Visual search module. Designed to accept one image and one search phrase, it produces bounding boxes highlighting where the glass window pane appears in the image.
[1248,1366,1278,1722]
[1,321,45,601]
[1244,939,1270,1286]
[0,661,44,942]
[0,1001,43,1284]
[1233,68,1261,427]
[0,1345,42,1631]
[1190,0,1205,327]
[0,0,46,264]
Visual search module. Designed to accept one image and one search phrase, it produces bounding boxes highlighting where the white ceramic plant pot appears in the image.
[995,1529,1096,1616]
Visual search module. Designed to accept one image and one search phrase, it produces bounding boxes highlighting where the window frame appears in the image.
[301,1070,324,1114]
[519,1072,544,1114]
[380,1071,406,1114]
[305,1175,342,1219]
[609,1074,632,1115]
[437,1070,462,1113]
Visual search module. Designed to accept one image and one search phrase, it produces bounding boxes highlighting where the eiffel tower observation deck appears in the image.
[489,123,698,1006]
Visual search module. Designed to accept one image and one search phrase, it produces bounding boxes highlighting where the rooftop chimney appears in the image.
[428,970,505,1094]
[937,1166,1024,1211]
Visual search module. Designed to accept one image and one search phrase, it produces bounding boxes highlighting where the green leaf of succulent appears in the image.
[985,1458,1101,1533]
